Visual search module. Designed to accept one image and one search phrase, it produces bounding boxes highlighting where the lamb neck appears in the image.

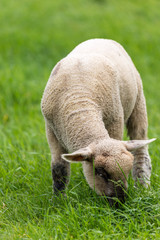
[54,90,109,152]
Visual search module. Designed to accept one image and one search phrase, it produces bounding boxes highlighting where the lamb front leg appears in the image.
[45,122,70,194]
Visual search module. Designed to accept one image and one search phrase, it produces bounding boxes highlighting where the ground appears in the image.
[0,0,160,239]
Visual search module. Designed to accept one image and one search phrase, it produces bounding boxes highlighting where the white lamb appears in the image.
[41,39,155,205]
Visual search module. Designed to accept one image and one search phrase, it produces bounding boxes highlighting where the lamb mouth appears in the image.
[105,189,126,207]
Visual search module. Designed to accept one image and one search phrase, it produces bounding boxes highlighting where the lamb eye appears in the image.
[102,152,109,157]
[95,167,110,180]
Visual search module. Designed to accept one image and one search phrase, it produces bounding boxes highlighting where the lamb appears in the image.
[41,39,155,205]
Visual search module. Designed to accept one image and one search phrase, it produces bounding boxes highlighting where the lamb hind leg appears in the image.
[45,122,70,194]
[126,91,151,187]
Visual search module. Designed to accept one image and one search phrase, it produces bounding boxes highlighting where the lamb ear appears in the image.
[61,147,93,163]
[123,138,156,152]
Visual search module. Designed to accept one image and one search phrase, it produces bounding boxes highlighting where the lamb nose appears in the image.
[106,192,126,207]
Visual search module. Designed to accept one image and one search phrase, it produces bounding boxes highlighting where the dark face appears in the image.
[82,150,131,207]
[95,166,126,206]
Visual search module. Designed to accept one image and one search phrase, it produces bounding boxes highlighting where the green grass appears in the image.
[0,0,160,239]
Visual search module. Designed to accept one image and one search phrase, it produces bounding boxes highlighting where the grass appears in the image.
[0,0,160,239]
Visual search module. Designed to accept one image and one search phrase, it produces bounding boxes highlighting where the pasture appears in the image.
[0,0,160,239]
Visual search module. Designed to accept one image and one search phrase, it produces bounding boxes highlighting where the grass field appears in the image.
[0,0,160,239]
